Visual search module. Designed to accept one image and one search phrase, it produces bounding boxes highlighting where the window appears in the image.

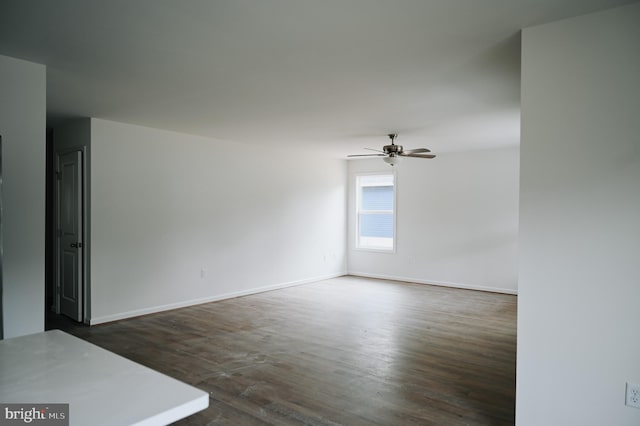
[356,174,395,251]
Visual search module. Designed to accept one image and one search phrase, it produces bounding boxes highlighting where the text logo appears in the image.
[0,404,68,425]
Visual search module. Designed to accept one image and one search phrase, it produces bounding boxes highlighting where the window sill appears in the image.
[354,247,396,254]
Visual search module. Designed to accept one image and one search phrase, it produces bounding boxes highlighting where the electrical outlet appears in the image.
[200,268,208,279]
[626,383,640,409]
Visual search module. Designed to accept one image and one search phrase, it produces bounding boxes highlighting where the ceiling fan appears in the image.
[347,134,436,166]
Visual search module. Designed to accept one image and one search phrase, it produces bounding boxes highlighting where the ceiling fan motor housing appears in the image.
[383,144,403,154]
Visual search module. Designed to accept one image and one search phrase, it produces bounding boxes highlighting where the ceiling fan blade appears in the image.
[347,154,386,157]
[364,147,385,153]
[404,148,431,154]
[399,153,436,159]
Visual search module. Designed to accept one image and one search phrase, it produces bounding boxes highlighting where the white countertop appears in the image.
[0,330,208,425]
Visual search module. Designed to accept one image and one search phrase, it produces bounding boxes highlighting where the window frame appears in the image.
[355,172,397,253]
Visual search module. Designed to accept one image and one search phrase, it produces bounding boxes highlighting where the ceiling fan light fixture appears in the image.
[383,154,400,166]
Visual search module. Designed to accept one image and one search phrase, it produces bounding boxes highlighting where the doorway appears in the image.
[56,149,84,321]
[47,142,88,324]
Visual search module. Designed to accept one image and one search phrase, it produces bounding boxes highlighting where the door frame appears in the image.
[53,146,89,323]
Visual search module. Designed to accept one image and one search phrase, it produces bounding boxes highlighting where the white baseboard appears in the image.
[89,271,347,325]
[347,271,518,295]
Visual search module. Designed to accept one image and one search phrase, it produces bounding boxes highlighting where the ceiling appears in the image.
[0,0,634,157]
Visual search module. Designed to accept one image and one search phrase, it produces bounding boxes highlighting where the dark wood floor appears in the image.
[49,276,517,425]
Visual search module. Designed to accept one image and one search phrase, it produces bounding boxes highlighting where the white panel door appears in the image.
[58,150,83,322]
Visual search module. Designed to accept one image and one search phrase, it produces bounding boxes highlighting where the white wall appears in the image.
[89,119,346,323]
[0,55,46,338]
[517,4,640,425]
[348,146,519,294]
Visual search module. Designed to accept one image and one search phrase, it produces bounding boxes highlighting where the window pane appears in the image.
[359,213,393,238]
[361,186,393,211]
[356,173,395,251]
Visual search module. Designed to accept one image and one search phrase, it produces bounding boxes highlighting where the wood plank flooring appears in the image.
[51,276,517,425]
